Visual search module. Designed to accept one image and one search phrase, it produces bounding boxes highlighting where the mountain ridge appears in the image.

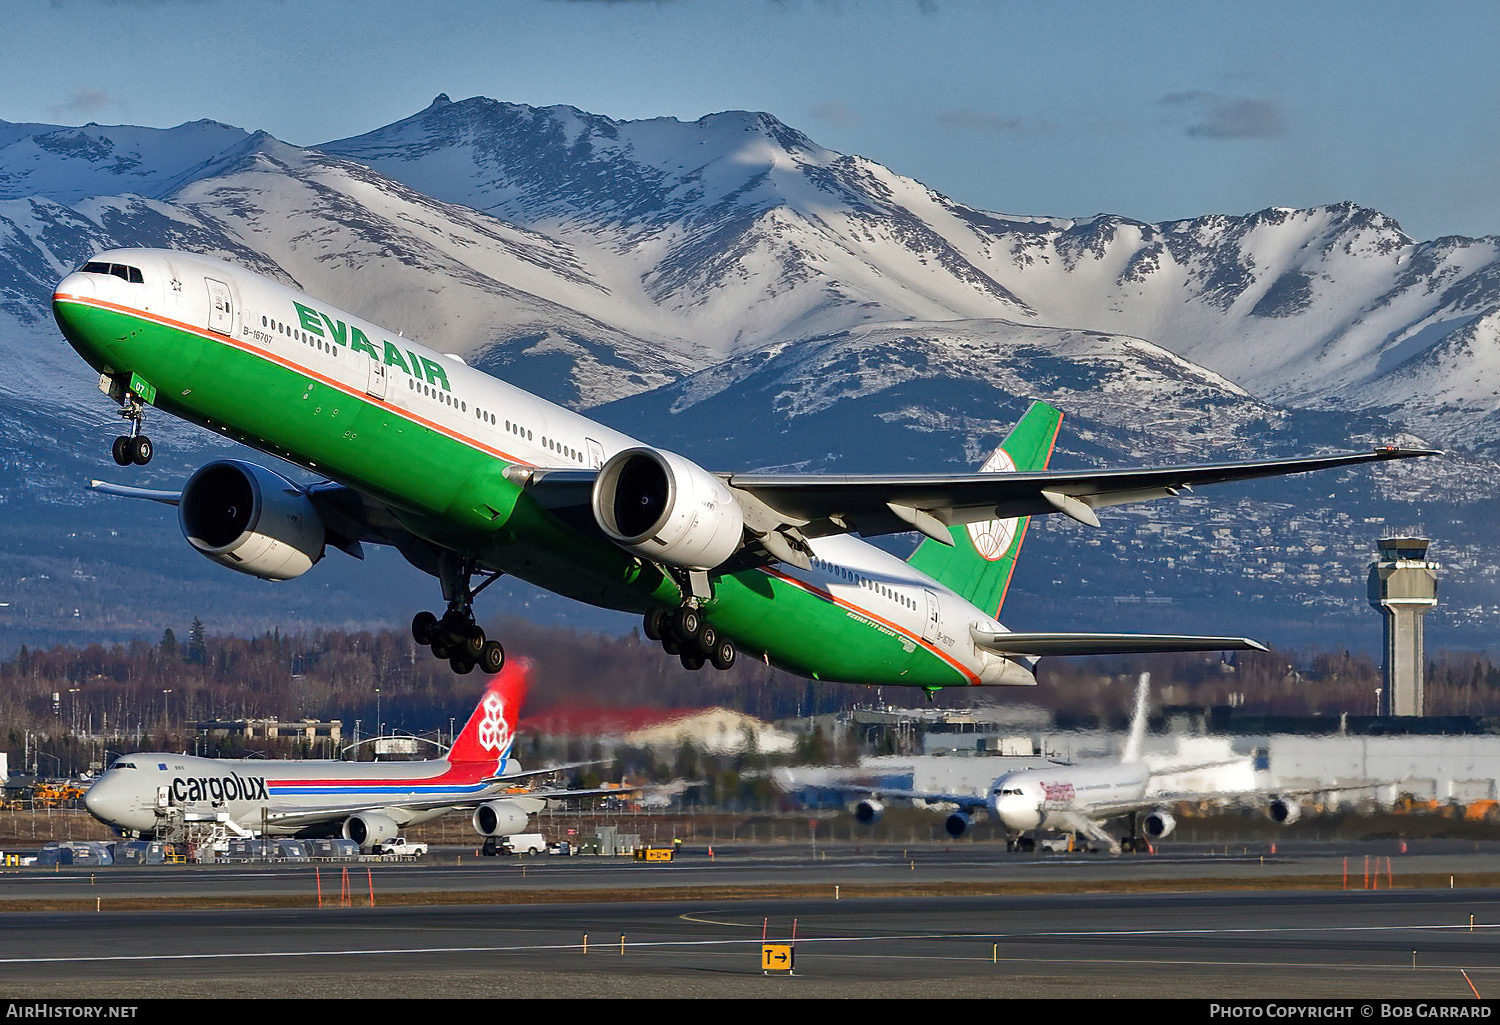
[0,94,1493,658]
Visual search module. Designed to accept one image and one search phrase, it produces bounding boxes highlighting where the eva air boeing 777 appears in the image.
[52,249,1431,693]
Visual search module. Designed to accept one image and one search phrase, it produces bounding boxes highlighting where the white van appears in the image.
[501,833,546,855]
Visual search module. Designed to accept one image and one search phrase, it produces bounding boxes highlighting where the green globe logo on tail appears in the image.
[908,402,1062,618]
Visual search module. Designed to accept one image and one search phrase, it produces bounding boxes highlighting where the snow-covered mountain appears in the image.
[323,96,1500,454]
[0,95,1495,656]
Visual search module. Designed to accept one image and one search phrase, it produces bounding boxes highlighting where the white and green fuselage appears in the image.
[53,249,1049,689]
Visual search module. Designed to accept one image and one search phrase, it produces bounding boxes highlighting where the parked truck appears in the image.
[376,837,428,857]
[481,833,546,856]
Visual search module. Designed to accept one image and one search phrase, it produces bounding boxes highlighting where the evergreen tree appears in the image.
[159,628,179,662]
[187,618,207,665]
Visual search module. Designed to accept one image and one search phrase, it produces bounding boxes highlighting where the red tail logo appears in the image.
[447,659,530,765]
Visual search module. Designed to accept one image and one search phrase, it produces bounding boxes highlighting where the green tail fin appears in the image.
[906,401,1063,618]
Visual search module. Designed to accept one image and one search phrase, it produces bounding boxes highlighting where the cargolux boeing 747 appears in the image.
[83,660,611,847]
[53,250,1433,693]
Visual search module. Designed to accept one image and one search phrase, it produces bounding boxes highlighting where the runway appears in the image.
[3,842,1500,1000]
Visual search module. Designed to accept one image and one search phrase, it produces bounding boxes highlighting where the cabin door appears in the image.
[365,355,388,400]
[204,278,233,336]
[922,590,941,643]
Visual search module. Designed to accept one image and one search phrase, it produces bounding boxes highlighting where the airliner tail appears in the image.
[906,401,1063,617]
[447,659,530,767]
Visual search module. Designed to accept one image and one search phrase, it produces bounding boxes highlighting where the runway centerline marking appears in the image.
[680,911,765,927]
[3,919,1496,968]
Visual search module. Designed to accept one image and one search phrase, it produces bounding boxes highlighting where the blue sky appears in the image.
[11,0,1499,241]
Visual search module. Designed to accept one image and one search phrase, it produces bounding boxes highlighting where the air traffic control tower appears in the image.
[1367,532,1439,717]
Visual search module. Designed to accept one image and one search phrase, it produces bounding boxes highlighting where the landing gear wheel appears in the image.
[460,625,486,660]
[411,611,438,646]
[128,435,153,465]
[661,636,681,655]
[479,640,505,674]
[643,608,668,642]
[674,606,701,639]
[111,436,132,466]
[679,651,705,671]
[449,655,475,675]
[430,641,451,661]
[710,640,736,671]
[694,625,718,657]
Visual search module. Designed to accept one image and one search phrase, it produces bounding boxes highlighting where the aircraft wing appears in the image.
[479,759,606,785]
[88,477,424,562]
[522,783,638,800]
[519,446,1435,559]
[257,777,635,829]
[1084,780,1392,819]
[971,628,1267,656]
[820,786,991,812]
[718,446,1436,537]
[257,793,538,829]
[88,480,182,505]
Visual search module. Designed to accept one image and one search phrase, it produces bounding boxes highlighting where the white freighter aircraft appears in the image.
[53,250,1433,693]
[849,674,1368,853]
[82,660,612,848]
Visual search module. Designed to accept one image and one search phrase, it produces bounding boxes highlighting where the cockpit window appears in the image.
[110,761,136,770]
[81,261,144,284]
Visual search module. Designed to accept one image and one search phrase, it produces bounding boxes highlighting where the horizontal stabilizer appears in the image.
[971,627,1267,656]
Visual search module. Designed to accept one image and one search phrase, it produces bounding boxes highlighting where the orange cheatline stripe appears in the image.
[761,567,980,685]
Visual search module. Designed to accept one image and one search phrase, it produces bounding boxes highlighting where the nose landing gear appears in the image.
[106,385,153,466]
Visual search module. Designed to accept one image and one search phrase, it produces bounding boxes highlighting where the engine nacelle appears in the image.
[944,812,973,838]
[854,799,884,826]
[342,812,400,848]
[178,460,326,580]
[471,800,531,838]
[1142,808,1177,840]
[1266,798,1302,825]
[591,447,744,571]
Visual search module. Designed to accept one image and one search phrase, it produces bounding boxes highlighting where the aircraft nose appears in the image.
[995,793,1042,831]
[53,273,100,353]
[54,271,95,302]
[82,777,113,822]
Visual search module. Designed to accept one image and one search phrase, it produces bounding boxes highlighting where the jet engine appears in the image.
[471,800,531,837]
[854,799,884,825]
[178,460,326,580]
[342,812,400,848]
[591,447,744,571]
[944,812,973,838]
[1266,798,1302,825]
[1142,808,1177,840]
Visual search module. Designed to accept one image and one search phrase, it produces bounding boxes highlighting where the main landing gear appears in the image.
[109,394,153,466]
[643,605,736,672]
[411,556,504,675]
[412,609,504,676]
